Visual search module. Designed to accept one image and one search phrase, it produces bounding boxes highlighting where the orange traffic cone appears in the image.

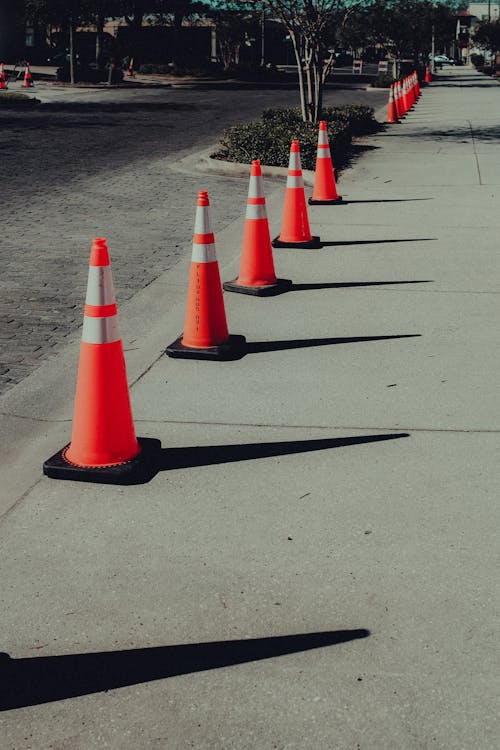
[425,65,432,84]
[414,71,421,98]
[408,75,416,106]
[223,160,292,296]
[403,76,413,112]
[309,121,343,205]
[22,62,33,88]
[166,191,246,360]
[43,238,160,484]
[386,84,399,124]
[0,62,8,90]
[272,141,321,249]
[127,56,135,77]
[394,80,404,119]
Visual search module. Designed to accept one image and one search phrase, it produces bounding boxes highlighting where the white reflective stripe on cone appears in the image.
[286,175,304,188]
[85,266,116,306]
[318,130,328,146]
[316,147,331,159]
[288,152,301,171]
[194,206,212,235]
[245,204,267,220]
[82,315,121,344]
[248,174,265,199]
[191,243,217,263]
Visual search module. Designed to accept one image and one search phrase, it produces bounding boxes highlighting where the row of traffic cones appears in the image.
[386,70,422,124]
[0,62,34,90]
[43,124,340,484]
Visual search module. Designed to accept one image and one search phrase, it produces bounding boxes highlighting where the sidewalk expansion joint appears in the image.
[134,418,500,435]
[467,119,483,186]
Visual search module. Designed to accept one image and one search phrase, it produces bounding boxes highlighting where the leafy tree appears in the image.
[151,0,207,66]
[343,0,461,77]
[266,0,347,123]
[473,19,500,59]
[202,1,260,71]
[26,0,120,75]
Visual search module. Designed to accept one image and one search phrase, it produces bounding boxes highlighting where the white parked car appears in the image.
[432,55,455,65]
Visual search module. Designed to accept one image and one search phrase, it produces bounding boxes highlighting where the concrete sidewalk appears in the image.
[0,67,499,749]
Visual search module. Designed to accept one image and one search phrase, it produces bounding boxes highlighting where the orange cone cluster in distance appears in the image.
[43,238,160,484]
[223,160,292,296]
[272,140,321,249]
[166,191,246,360]
[309,121,343,205]
[22,62,33,88]
[388,70,422,121]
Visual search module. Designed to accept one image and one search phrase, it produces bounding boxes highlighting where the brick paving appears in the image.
[0,85,386,394]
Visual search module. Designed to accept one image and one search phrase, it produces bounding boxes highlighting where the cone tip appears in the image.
[197,190,210,206]
[89,237,110,267]
[319,121,327,130]
[290,140,300,152]
[251,159,262,175]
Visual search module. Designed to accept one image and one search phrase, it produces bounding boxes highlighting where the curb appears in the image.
[171,146,316,186]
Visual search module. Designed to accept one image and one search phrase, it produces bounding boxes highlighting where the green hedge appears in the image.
[214,105,379,170]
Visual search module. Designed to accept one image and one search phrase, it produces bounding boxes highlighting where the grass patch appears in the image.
[0,92,40,108]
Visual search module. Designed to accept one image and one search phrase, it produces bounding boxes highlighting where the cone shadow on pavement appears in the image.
[290,280,432,291]
[0,629,370,711]
[244,334,420,354]
[165,333,420,361]
[339,198,432,205]
[319,238,436,248]
[156,433,409,471]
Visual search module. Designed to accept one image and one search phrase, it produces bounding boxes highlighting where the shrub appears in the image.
[214,105,379,170]
[371,73,394,88]
[470,53,485,67]
[477,64,495,76]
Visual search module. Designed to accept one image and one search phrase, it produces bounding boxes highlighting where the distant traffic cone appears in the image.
[308,121,343,205]
[127,56,135,77]
[166,191,246,360]
[22,62,33,88]
[402,78,411,112]
[43,238,160,483]
[414,71,421,98]
[408,75,416,106]
[401,77,408,111]
[272,141,321,249]
[386,84,399,123]
[223,161,292,296]
[394,80,404,118]
[0,62,7,90]
[425,65,432,84]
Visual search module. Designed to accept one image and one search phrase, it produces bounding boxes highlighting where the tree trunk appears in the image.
[289,29,307,122]
[69,18,75,85]
[95,13,105,68]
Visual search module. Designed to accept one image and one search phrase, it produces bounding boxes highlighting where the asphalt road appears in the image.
[0,83,387,394]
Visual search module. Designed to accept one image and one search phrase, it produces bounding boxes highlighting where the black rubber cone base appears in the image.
[166,334,246,361]
[308,196,343,205]
[272,235,321,249]
[223,277,292,297]
[43,437,162,486]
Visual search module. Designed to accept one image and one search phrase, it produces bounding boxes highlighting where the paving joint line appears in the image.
[1,413,498,434]
[467,118,483,185]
